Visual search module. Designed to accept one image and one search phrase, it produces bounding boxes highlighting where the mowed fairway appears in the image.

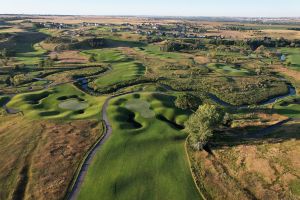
[7,84,106,120]
[83,49,145,89]
[77,93,201,200]
[281,48,300,71]
[274,96,300,118]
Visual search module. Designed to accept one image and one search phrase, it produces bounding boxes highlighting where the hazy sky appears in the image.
[0,0,299,17]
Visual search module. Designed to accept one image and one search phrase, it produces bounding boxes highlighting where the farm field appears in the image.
[0,14,300,200]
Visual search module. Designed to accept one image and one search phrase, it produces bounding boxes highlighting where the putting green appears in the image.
[125,98,155,118]
[77,93,201,200]
[58,99,88,111]
[6,84,106,120]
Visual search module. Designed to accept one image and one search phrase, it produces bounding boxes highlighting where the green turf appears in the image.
[280,48,300,71]
[274,96,300,118]
[92,61,145,88]
[289,179,300,196]
[136,45,185,60]
[125,98,155,118]
[6,84,106,120]
[82,49,130,63]
[58,99,89,111]
[207,63,249,75]
[77,93,200,200]
[83,49,145,89]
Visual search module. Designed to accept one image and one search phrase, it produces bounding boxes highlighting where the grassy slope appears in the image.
[274,96,300,118]
[83,49,145,88]
[7,84,106,120]
[281,48,300,71]
[77,93,200,200]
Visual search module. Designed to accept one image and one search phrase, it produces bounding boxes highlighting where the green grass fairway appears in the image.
[281,48,300,71]
[84,49,145,89]
[207,63,249,75]
[77,93,201,200]
[82,49,130,63]
[274,96,300,118]
[136,45,186,60]
[6,84,106,120]
[92,61,145,88]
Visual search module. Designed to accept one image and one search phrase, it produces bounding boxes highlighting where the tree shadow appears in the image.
[209,121,300,150]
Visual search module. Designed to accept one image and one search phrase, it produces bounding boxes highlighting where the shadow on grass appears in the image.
[209,122,300,150]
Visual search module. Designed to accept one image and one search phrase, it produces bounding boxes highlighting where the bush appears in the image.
[175,93,200,110]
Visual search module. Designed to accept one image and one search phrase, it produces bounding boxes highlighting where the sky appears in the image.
[0,0,299,17]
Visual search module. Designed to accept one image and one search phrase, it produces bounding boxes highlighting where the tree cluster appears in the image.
[184,104,225,150]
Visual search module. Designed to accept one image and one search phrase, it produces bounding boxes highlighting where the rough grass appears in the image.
[189,118,300,200]
[207,63,250,76]
[77,93,200,200]
[6,84,106,120]
[0,113,103,200]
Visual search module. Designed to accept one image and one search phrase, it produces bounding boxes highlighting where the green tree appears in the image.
[0,48,7,58]
[184,104,225,150]
[175,93,200,110]
[89,54,97,62]
[38,59,45,68]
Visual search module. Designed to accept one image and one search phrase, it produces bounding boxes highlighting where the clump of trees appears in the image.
[175,93,200,110]
[184,104,225,150]
[89,54,97,62]
[38,57,54,68]
[161,41,194,52]
[55,38,107,51]
[0,48,9,66]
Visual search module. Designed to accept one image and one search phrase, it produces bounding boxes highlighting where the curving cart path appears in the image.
[67,96,113,200]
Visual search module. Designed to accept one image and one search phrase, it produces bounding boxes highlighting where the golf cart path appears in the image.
[67,95,113,200]
[66,91,164,200]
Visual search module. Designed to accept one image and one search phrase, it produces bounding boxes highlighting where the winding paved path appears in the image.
[67,96,113,200]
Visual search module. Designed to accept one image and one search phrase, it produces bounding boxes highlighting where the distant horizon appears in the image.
[1,14,300,19]
[1,0,300,18]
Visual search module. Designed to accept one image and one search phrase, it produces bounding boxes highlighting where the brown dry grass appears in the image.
[50,50,88,64]
[190,117,300,200]
[194,55,210,64]
[0,112,103,200]
[272,64,300,93]
[262,29,300,39]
